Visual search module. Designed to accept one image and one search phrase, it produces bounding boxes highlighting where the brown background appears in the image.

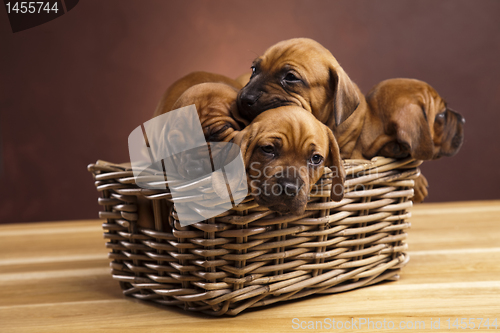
[1,0,499,224]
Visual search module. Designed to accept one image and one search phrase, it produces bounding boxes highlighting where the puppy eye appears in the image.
[284,72,301,82]
[208,124,231,139]
[436,111,446,121]
[260,145,275,155]
[310,154,324,165]
[251,66,257,77]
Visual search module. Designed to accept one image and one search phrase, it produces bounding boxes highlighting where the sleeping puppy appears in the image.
[168,82,246,142]
[236,38,366,158]
[351,78,465,160]
[150,73,249,179]
[232,106,345,216]
[351,78,465,202]
[153,71,243,118]
[137,74,248,229]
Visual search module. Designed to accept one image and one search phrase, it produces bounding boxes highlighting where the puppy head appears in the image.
[152,83,247,180]
[232,106,345,216]
[237,38,360,128]
[171,82,247,142]
[367,78,465,160]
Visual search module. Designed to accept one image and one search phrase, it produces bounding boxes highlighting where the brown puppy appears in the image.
[150,74,249,181]
[138,74,248,229]
[232,106,345,216]
[153,71,244,118]
[236,38,367,158]
[153,72,249,143]
[352,78,464,160]
[168,82,245,142]
[351,78,465,202]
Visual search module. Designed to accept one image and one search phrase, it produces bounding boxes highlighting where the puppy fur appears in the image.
[236,38,367,159]
[232,106,345,216]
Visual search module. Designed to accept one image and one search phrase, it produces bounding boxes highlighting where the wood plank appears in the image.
[0,201,499,332]
[409,200,500,251]
[1,280,498,332]
[0,220,107,260]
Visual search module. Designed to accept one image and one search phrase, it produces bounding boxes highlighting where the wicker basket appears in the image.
[88,156,420,316]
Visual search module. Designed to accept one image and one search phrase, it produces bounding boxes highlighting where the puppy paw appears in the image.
[412,174,429,203]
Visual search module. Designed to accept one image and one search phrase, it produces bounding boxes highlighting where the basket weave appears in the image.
[88,156,419,316]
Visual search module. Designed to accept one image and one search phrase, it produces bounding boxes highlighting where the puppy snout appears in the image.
[240,90,262,107]
[284,181,299,197]
[279,178,304,197]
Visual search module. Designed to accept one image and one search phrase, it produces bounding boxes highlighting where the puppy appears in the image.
[153,71,244,118]
[351,78,465,202]
[150,73,249,179]
[236,38,367,158]
[152,71,249,147]
[352,78,465,160]
[168,82,246,143]
[137,73,248,230]
[232,106,345,216]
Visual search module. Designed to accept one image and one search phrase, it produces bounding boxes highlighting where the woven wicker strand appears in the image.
[88,157,419,316]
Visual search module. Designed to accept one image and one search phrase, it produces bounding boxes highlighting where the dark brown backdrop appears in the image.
[1,0,499,224]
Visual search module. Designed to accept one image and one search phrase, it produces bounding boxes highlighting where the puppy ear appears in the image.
[231,127,254,167]
[228,101,250,129]
[329,66,360,126]
[325,127,345,201]
[392,104,434,160]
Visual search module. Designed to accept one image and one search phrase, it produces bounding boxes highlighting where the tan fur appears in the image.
[236,38,367,158]
[153,71,243,117]
[153,72,248,142]
[351,78,465,202]
[232,106,345,215]
[138,72,248,229]
[351,78,464,160]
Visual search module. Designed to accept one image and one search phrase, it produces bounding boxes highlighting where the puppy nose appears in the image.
[240,91,261,107]
[280,179,301,197]
[459,115,465,124]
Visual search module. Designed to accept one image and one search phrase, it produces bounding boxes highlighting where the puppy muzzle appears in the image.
[237,90,264,121]
[252,176,307,215]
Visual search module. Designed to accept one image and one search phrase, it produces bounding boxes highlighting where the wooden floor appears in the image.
[1,200,499,332]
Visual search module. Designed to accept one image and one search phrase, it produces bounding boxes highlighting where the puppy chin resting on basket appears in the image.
[232,106,345,216]
[148,104,346,221]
